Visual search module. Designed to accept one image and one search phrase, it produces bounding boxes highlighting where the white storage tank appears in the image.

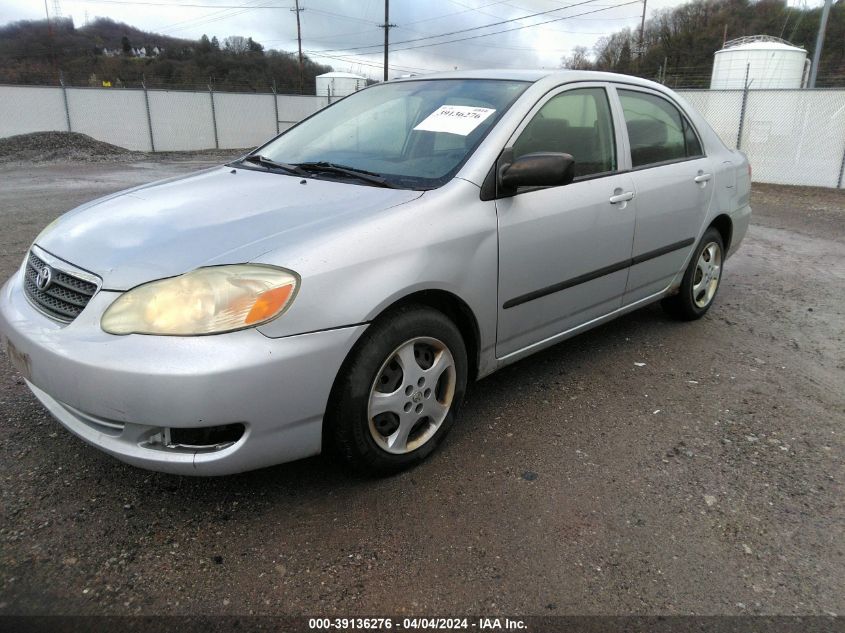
[315,72,367,98]
[710,36,809,89]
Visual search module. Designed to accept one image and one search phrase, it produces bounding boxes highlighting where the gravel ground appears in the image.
[0,158,843,618]
[0,131,249,165]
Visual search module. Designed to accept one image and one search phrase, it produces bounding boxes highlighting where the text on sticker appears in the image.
[413,105,497,136]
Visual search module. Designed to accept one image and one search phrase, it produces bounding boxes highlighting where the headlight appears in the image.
[101,265,299,335]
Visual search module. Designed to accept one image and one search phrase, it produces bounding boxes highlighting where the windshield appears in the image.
[252,79,530,189]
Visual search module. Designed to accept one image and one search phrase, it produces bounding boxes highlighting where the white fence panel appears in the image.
[213,92,277,150]
[66,87,151,151]
[0,85,68,137]
[1,84,843,188]
[740,90,845,188]
[677,89,744,150]
[147,89,217,152]
[277,94,328,131]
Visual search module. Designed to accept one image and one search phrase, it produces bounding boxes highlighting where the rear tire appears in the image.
[327,305,467,476]
[662,227,724,321]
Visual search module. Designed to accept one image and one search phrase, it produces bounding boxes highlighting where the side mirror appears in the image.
[499,152,575,194]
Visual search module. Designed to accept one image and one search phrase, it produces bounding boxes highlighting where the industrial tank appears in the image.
[315,72,367,98]
[710,36,809,89]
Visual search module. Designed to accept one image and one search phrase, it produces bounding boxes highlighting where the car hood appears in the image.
[36,166,423,290]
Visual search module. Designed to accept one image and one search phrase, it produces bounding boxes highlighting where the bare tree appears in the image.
[561,45,592,70]
[223,35,249,54]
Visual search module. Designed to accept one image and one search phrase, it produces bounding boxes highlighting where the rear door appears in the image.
[613,86,714,305]
[495,83,637,358]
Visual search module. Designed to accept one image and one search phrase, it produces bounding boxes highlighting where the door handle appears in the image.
[609,191,635,204]
[694,173,712,183]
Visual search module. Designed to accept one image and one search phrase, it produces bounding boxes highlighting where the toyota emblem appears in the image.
[35,265,53,291]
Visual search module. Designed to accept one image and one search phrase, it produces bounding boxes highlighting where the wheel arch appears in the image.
[321,289,482,452]
[372,289,481,382]
[709,213,733,253]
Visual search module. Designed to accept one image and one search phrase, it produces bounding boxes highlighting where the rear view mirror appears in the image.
[499,152,575,194]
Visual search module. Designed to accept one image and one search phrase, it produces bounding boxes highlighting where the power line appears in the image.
[157,0,276,34]
[288,27,379,43]
[303,7,381,26]
[306,1,642,76]
[402,0,516,27]
[440,0,629,38]
[308,51,437,74]
[310,0,640,57]
[388,1,643,53]
[498,0,638,20]
[154,1,262,34]
[66,0,286,7]
[313,0,608,54]
[390,18,641,51]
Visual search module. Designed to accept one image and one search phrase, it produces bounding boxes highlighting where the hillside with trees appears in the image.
[0,17,333,93]
[563,0,845,87]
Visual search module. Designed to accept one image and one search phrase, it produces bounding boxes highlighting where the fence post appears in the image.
[208,80,219,150]
[142,77,155,152]
[735,64,750,150]
[59,71,72,133]
[272,80,280,135]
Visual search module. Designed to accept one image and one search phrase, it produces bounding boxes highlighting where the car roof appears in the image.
[391,69,668,91]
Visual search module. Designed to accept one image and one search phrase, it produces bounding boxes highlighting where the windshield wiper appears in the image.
[294,161,396,188]
[239,155,306,176]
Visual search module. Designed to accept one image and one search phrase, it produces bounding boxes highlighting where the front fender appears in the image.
[255,179,498,366]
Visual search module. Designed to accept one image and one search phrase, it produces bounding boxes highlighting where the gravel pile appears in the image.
[0,131,141,164]
[0,131,251,164]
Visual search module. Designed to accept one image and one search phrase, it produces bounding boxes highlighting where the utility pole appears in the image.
[808,0,832,88]
[380,0,396,82]
[638,0,648,52]
[291,0,304,93]
[633,0,647,69]
[44,0,57,74]
[43,0,51,35]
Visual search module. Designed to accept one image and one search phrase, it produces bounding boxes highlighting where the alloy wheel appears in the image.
[367,337,457,455]
[692,241,722,308]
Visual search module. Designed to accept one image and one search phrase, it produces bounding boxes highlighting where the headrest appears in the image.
[626,119,667,147]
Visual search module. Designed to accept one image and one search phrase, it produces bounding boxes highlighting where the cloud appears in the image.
[9,0,820,79]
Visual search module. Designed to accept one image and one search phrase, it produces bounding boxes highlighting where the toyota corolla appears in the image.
[0,70,751,475]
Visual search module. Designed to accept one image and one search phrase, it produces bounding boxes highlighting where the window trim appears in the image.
[681,115,705,159]
[613,84,707,172]
[492,82,622,199]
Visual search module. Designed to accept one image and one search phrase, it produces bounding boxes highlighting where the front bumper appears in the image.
[0,270,366,475]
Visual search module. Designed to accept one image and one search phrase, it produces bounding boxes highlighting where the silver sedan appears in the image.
[0,70,751,475]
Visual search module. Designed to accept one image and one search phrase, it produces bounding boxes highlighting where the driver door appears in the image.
[495,84,637,358]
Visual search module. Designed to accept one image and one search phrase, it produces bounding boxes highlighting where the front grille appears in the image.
[24,250,98,322]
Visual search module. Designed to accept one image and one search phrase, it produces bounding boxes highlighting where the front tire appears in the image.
[662,227,724,321]
[327,305,468,476]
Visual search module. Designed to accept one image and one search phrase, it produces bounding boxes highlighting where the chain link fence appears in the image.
[678,88,845,188]
[1,83,844,188]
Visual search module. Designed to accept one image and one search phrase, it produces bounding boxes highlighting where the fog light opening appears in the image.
[165,423,245,451]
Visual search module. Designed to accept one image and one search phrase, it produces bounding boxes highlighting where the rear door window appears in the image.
[618,89,701,168]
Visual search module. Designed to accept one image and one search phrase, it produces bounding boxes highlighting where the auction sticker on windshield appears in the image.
[414,105,496,136]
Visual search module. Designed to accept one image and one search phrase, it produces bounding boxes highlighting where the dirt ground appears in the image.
[0,159,842,618]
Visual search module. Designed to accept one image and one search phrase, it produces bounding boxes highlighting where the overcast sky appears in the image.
[0,0,825,79]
